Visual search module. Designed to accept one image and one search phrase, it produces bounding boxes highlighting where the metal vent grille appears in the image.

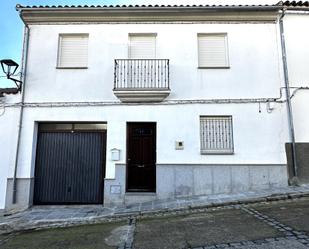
[200,116,234,154]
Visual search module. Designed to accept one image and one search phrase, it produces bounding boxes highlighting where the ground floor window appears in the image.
[200,116,234,154]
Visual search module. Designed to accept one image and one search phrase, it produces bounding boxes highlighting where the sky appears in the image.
[0,0,277,87]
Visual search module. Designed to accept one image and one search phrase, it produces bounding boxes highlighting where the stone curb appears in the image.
[1,190,309,235]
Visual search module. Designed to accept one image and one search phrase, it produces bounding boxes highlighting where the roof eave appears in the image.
[16,7,281,24]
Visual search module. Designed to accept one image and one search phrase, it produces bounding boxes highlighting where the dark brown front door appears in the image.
[127,123,156,192]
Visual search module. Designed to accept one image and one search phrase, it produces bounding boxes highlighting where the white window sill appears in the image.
[201,151,234,155]
[198,66,230,69]
[56,67,88,69]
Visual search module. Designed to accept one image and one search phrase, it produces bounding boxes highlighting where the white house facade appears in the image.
[1,2,307,210]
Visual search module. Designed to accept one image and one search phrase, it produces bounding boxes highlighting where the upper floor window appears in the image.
[198,33,229,68]
[57,34,89,68]
[200,116,234,154]
[129,33,156,59]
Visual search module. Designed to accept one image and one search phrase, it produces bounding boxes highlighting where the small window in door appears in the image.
[129,33,156,59]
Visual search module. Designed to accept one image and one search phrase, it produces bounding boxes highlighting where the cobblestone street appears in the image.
[1,196,309,249]
[131,198,309,249]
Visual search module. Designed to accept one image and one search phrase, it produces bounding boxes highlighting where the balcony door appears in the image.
[127,123,156,192]
[129,33,156,59]
[128,34,156,88]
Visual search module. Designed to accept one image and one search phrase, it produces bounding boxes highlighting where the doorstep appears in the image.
[124,192,157,205]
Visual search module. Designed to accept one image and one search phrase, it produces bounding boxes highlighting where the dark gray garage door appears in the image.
[34,127,106,204]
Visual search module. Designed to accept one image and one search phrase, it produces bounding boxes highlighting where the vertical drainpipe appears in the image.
[279,9,298,183]
[12,7,30,204]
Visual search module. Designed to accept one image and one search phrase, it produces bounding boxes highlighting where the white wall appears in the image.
[284,13,309,142]
[0,105,20,209]
[8,103,288,181]
[25,23,282,102]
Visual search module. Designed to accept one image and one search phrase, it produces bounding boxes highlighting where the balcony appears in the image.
[114,59,170,102]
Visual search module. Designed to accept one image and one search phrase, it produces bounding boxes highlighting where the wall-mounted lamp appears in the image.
[0,59,22,92]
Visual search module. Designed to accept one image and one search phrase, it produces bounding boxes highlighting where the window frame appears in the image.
[199,115,234,155]
[56,33,89,69]
[197,33,230,69]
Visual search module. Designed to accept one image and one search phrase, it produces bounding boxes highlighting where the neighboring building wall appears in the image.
[284,13,309,141]
[283,12,309,182]
[0,95,20,209]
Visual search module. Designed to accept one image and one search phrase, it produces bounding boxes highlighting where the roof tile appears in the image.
[16,3,280,9]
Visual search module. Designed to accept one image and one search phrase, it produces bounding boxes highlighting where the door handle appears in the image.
[137,164,145,168]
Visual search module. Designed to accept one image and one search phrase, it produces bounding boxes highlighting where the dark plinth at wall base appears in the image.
[286,143,309,184]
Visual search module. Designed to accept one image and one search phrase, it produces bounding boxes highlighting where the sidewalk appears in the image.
[1,184,309,235]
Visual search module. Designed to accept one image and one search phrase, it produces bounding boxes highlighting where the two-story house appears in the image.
[0,2,302,210]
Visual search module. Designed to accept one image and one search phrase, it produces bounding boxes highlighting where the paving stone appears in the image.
[297,235,309,239]
[286,236,298,240]
[241,241,255,245]
[215,243,229,248]
[229,242,242,246]
[284,232,294,236]
[253,239,266,244]
[264,238,276,242]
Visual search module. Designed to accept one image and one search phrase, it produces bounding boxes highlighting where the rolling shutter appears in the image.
[129,35,156,59]
[58,34,89,68]
[198,34,229,68]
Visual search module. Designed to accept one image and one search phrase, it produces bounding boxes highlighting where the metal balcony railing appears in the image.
[114,59,170,90]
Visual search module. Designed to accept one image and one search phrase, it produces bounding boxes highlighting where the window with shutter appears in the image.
[129,34,156,59]
[200,116,234,154]
[57,34,89,68]
[198,33,229,68]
